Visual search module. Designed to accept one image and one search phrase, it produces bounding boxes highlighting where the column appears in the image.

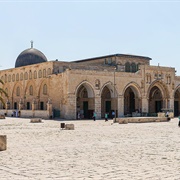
[65,94,76,119]
[117,95,124,117]
[94,96,101,119]
[47,99,53,118]
[141,97,149,113]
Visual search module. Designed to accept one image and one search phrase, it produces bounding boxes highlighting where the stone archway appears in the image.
[76,83,95,119]
[101,84,117,118]
[124,86,140,116]
[149,86,163,114]
[174,88,180,117]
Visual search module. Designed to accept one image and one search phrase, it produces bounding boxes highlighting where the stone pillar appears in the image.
[0,135,7,151]
[118,95,124,117]
[94,96,101,119]
[169,98,174,111]
[142,97,149,113]
[32,99,37,111]
[65,94,76,119]
[5,100,10,110]
[47,99,53,118]
[19,99,23,110]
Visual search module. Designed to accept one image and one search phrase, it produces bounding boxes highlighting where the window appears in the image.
[38,70,42,78]
[24,72,28,80]
[8,75,11,82]
[29,85,33,95]
[16,73,19,81]
[43,84,47,95]
[125,62,130,72]
[16,87,20,96]
[29,71,32,79]
[34,71,37,79]
[43,69,46,77]
[12,74,15,82]
[20,73,23,80]
[131,63,136,72]
[47,68,51,75]
[5,74,7,83]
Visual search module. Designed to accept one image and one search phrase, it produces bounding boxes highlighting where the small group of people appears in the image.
[92,111,115,122]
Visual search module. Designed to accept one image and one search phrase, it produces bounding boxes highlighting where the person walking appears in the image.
[178,115,180,127]
[105,112,108,122]
[112,111,115,119]
[93,111,96,121]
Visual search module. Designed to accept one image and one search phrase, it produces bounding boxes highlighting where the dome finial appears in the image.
[30,40,33,48]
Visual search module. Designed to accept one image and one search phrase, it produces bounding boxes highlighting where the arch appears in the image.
[75,81,95,119]
[75,81,95,98]
[174,85,180,116]
[146,80,169,99]
[100,81,118,118]
[147,81,169,114]
[100,81,118,98]
[36,79,49,110]
[122,82,142,98]
[123,82,142,116]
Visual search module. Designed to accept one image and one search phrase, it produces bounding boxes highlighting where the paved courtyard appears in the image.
[0,117,180,180]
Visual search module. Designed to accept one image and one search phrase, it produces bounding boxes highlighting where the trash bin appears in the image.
[60,123,65,129]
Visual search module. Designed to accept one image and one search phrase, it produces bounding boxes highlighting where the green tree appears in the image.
[0,79,8,107]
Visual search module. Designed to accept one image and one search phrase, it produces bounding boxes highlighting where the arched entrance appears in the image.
[124,86,140,116]
[174,88,180,117]
[76,83,95,119]
[149,86,163,114]
[101,84,117,118]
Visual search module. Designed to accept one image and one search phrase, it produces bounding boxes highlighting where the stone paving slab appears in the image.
[0,117,180,180]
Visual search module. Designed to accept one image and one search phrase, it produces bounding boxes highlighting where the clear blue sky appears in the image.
[0,1,180,75]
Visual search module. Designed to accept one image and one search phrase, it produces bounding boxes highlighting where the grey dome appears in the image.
[15,48,47,68]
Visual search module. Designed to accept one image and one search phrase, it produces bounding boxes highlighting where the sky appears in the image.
[0,0,180,75]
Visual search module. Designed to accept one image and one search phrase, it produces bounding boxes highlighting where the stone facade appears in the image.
[0,48,180,119]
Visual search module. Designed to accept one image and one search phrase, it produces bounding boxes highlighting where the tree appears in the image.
[0,79,8,108]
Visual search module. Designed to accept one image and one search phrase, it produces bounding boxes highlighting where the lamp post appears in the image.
[114,67,117,123]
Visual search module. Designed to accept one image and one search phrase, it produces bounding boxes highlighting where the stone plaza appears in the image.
[0,117,180,180]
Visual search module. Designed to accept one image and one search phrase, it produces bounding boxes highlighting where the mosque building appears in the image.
[0,42,180,119]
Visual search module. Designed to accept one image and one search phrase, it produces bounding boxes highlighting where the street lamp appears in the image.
[114,66,117,123]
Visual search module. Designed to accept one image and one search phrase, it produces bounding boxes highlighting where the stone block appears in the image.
[65,124,75,130]
[30,118,42,123]
[119,119,128,124]
[0,114,5,119]
[0,135,7,151]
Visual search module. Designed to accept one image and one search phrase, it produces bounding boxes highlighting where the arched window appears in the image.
[43,84,47,95]
[29,71,32,79]
[43,69,46,77]
[24,72,28,80]
[8,75,11,82]
[5,74,7,83]
[16,73,19,81]
[38,70,42,78]
[125,62,130,72]
[29,85,33,95]
[20,73,23,80]
[131,63,136,72]
[47,68,51,75]
[12,74,15,82]
[16,87,20,96]
[34,71,37,79]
